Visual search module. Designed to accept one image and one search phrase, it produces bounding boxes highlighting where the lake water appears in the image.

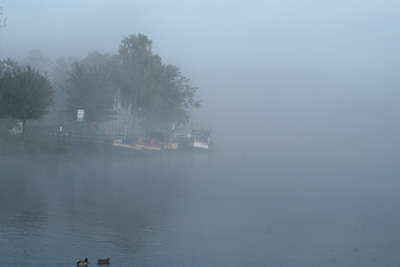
[0,150,399,266]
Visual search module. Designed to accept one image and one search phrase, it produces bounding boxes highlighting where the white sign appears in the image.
[77,109,84,122]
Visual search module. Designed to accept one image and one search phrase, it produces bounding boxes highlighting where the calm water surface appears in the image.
[0,150,399,266]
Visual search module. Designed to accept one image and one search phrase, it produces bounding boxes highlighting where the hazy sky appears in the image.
[1,0,399,161]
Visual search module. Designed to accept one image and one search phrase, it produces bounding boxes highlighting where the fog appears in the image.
[2,1,399,162]
[1,1,399,265]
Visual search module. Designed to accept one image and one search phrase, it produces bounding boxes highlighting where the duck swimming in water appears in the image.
[98,257,110,264]
[77,258,88,266]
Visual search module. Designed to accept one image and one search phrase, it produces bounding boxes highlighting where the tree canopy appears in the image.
[0,58,19,78]
[0,66,54,138]
[63,63,115,127]
[0,33,201,138]
[21,49,51,75]
[117,34,201,134]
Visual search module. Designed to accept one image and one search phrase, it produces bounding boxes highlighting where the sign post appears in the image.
[77,109,84,122]
[76,109,84,137]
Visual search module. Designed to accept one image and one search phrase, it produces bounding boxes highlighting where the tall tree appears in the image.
[117,33,201,135]
[21,49,52,75]
[82,51,112,68]
[0,66,54,139]
[117,34,157,134]
[0,59,20,135]
[49,56,78,126]
[63,63,115,132]
[82,51,120,95]
[141,63,201,132]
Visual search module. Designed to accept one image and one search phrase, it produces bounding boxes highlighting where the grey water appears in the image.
[0,150,400,266]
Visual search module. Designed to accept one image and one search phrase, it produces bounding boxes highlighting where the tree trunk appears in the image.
[22,120,26,140]
[127,107,137,139]
[86,121,90,141]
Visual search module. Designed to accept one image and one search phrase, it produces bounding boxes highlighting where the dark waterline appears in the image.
[0,151,399,266]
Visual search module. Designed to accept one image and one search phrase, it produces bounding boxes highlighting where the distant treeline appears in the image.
[0,34,201,138]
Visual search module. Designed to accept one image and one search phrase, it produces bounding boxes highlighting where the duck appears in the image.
[77,258,88,266]
[98,257,110,264]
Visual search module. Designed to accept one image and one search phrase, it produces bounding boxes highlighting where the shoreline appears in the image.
[0,136,105,155]
[0,136,212,157]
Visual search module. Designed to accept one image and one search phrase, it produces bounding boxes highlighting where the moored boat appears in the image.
[112,139,141,150]
[178,128,211,151]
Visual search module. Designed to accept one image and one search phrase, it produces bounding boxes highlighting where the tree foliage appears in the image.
[63,63,115,126]
[21,49,52,75]
[118,34,155,110]
[0,66,54,138]
[49,57,77,125]
[117,34,201,134]
[0,34,202,138]
[0,58,19,78]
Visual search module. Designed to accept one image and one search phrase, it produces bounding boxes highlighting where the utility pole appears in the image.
[0,7,7,59]
[113,89,121,139]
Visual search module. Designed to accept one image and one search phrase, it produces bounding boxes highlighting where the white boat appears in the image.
[112,139,141,150]
[179,129,211,150]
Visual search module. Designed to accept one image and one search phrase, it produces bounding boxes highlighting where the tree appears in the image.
[82,51,120,96]
[138,63,201,133]
[82,51,112,68]
[117,33,201,135]
[118,34,156,113]
[0,59,20,136]
[0,66,54,139]
[49,56,78,126]
[0,58,19,78]
[21,49,52,75]
[63,63,115,132]
[117,34,164,135]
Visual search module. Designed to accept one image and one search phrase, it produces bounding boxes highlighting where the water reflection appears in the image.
[0,150,400,266]
[1,151,199,265]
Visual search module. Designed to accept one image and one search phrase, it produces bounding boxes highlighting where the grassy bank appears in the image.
[0,136,77,155]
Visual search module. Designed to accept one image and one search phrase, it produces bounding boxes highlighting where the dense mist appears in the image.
[2,1,398,160]
[0,1,399,266]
